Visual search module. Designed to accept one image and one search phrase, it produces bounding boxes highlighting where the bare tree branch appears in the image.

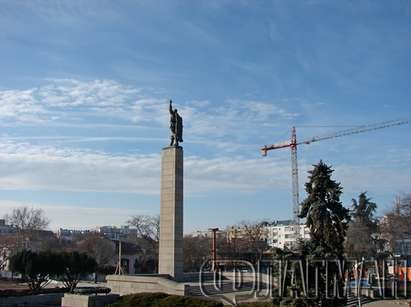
[4,207,49,233]
[127,215,159,246]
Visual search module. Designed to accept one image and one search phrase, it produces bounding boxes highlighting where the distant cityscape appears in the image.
[54,220,311,249]
[2,215,411,253]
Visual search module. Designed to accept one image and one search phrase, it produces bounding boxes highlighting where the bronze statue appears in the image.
[169,100,183,146]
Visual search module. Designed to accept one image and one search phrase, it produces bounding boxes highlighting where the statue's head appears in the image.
[174,109,178,113]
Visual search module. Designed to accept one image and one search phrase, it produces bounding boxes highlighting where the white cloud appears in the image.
[246,100,298,120]
[38,79,140,108]
[185,155,291,193]
[0,200,142,230]
[0,79,303,196]
[0,141,290,195]
[334,163,411,195]
[0,79,142,123]
[179,100,297,142]
[131,98,167,126]
[1,139,407,199]
[0,79,408,205]
[0,79,298,141]
[0,141,160,194]
[0,89,46,122]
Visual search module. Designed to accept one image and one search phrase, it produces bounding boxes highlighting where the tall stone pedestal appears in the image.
[159,146,183,280]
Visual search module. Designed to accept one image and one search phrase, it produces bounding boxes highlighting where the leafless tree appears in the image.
[5,207,49,233]
[183,235,210,272]
[76,235,116,268]
[127,215,160,247]
[127,215,160,272]
[235,221,269,262]
[380,194,411,253]
[239,220,267,243]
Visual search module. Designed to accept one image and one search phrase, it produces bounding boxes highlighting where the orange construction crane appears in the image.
[260,118,411,239]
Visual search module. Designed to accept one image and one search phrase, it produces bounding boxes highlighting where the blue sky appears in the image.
[0,1,410,231]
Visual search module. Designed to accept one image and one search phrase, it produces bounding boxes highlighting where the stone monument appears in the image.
[159,100,184,280]
[106,100,189,295]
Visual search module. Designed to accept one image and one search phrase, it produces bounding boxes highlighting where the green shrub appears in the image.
[239,299,319,307]
[60,251,97,292]
[273,298,317,307]
[9,250,97,292]
[157,295,223,307]
[238,302,279,307]
[9,250,64,291]
[107,292,223,307]
[110,292,168,307]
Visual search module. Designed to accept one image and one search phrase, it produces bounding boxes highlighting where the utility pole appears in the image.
[209,228,219,272]
[115,240,124,275]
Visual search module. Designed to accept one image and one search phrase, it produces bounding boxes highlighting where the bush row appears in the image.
[107,292,223,307]
[107,293,327,307]
[9,250,97,292]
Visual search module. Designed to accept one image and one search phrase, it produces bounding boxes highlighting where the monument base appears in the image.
[159,146,184,280]
[61,293,119,307]
[106,274,189,296]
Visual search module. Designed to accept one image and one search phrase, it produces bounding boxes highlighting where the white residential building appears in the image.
[97,225,138,240]
[264,220,310,249]
[0,219,14,235]
[56,228,91,241]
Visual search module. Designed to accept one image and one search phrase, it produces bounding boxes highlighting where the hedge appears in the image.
[107,292,322,306]
[238,303,280,307]
[107,292,223,307]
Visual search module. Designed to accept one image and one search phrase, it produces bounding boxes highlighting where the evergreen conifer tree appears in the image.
[345,192,380,258]
[299,160,350,256]
[298,161,350,306]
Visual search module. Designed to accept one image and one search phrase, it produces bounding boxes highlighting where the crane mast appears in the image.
[290,127,300,238]
[260,118,410,242]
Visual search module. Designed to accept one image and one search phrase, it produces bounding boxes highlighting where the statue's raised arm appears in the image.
[168,100,183,147]
[169,100,173,115]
